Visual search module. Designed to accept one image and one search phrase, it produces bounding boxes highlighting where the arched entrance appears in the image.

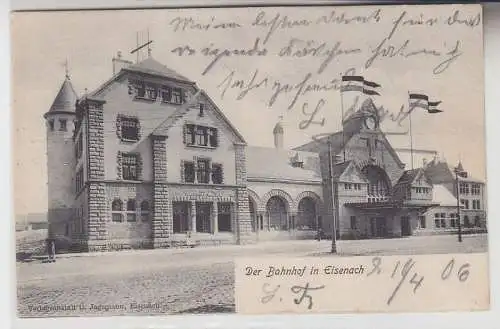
[248,197,257,232]
[296,197,317,231]
[362,165,391,202]
[266,196,288,231]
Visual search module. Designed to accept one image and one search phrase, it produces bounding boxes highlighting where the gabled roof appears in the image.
[152,89,246,145]
[432,184,459,207]
[396,168,422,185]
[44,76,78,117]
[331,161,352,180]
[246,147,321,182]
[424,159,485,184]
[89,56,195,98]
[123,57,192,82]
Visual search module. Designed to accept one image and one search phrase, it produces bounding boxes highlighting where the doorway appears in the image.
[400,216,411,236]
[370,217,387,238]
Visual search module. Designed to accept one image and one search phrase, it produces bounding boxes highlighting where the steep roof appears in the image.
[432,184,459,207]
[395,168,422,185]
[331,161,352,180]
[246,146,321,182]
[45,76,78,116]
[424,160,485,184]
[123,57,192,82]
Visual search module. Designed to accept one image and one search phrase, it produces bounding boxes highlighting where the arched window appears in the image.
[111,199,123,222]
[140,201,150,222]
[362,165,391,202]
[127,199,136,222]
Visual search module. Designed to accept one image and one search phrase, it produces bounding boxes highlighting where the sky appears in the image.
[11,4,485,215]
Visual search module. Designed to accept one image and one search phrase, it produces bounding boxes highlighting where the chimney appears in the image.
[422,158,428,168]
[112,51,133,75]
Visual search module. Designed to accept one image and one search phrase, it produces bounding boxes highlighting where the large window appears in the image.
[471,184,481,195]
[173,202,190,233]
[461,199,469,210]
[184,124,218,148]
[122,153,139,180]
[362,165,390,202]
[434,213,446,228]
[449,213,457,227]
[171,88,183,104]
[459,183,470,195]
[472,200,481,210]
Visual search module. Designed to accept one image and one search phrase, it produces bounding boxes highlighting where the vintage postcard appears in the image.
[12,3,487,318]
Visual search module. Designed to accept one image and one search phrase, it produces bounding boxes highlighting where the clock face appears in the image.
[365,116,377,130]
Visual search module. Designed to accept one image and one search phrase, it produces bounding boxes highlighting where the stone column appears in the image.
[234,143,253,244]
[152,135,172,248]
[212,201,218,234]
[86,99,107,252]
[191,201,197,233]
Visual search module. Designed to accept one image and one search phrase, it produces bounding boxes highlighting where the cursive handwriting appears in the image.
[299,99,326,130]
[170,16,242,32]
[290,283,326,310]
[278,38,362,74]
[217,67,357,111]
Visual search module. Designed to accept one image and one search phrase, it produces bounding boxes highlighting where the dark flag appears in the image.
[363,80,381,96]
[341,75,364,92]
[428,101,443,113]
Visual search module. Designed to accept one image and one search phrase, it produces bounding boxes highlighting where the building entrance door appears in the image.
[370,217,387,238]
[401,216,411,236]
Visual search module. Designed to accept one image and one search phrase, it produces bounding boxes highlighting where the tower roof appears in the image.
[45,76,78,117]
[273,122,284,134]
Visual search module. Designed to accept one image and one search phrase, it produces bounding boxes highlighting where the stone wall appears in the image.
[235,143,253,244]
[152,136,172,248]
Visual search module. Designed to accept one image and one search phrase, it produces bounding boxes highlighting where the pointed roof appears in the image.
[123,57,192,83]
[273,122,284,134]
[44,76,78,117]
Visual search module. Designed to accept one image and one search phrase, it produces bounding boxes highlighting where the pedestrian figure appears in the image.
[316,228,323,241]
[46,238,56,263]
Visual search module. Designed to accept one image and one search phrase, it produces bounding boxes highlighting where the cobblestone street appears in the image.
[17,234,488,318]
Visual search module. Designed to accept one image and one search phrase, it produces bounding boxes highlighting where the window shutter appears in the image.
[212,128,219,147]
[180,160,185,183]
[183,124,187,144]
[116,151,123,180]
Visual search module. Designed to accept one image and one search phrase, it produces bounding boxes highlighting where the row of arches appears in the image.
[248,190,322,232]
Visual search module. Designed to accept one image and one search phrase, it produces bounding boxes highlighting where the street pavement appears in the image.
[16,234,488,318]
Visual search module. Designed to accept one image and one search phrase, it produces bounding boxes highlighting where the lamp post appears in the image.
[454,163,467,243]
[328,138,338,253]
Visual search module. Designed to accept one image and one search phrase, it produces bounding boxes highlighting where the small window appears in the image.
[197,158,210,184]
[195,126,208,146]
[136,83,146,98]
[127,199,136,222]
[474,216,481,227]
[121,117,140,141]
[140,201,150,221]
[122,153,138,180]
[464,215,470,228]
[145,85,157,100]
[350,216,357,229]
[184,161,195,183]
[199,103,205,117]
[48,120,55,131]
[59,119,67,131]
[112,199,123,222]
[434,219,441,228]
[212,163,223,184]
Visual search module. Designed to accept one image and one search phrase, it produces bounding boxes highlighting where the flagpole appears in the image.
[408,91,414,170]
[340,79,346,162]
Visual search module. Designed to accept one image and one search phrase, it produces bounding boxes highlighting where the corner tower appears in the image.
[43,73,78,238]
[273,119,284,149]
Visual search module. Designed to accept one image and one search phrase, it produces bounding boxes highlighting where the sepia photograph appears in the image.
[12,3,487,318]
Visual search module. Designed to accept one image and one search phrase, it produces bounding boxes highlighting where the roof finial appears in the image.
[147,28,152,57]
[64,58,70,80]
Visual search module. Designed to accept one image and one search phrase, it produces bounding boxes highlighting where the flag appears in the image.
[340,75,364,92]
[428,101,443,113]
[363,80,381,96]
[409,93,429,110]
